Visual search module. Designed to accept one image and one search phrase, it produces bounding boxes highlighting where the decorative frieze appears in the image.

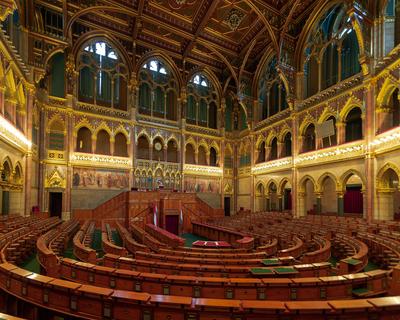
[183,164,222,177]
[70,152,132,169]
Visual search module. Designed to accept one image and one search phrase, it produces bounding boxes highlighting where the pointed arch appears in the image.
[318,107,338,123]
[72,30,132,73]
[187,67,222,99]
[317,172,339,192]
[266,179,279,192]
[255,181,266,196]
[255,135,266,149]
[136,50,182,91]
[1,156,13,171]
[113,125,130,143]
[136,129,151,144]
[339,96,363,121]
[198,139,209,153]
[299,175,317,192]
[278,178,292,195]
[377,162,400,189]
[74,118,94,136]
[376,77,400,109]
[299,116,316,135]
[185,137,197,151]
[340,169,366,192]
[93,122,112,137]
[47,114,65,132]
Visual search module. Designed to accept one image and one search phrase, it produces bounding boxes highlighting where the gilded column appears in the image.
[64,109,74,220]
[336,121,345,145]
[365,81,376,222]
[315,192,322,214]
[38,105,46,212]
[0,84,5,115]
[290,109,299,218]
[24,86,35,216]
[91,135,97,154]
[337,191,344,216]
[110,137,115,156]
[250,134,255,212]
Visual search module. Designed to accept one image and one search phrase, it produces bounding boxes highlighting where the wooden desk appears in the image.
[250,268,274,276]
[192,240,232,248]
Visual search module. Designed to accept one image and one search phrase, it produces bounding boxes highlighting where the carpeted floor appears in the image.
[20,253,40,273]
[92,229,104,258]
[63,240,76,259]
[181,233,208,247]
[112,230,123,247]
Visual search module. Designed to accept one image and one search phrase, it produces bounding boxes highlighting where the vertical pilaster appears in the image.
[250,134,255,212]
[337,192,344,216]
[365,82,376,222]
[91,135,96,154]
[315,193,322,214]
[38,105,46,212]
[110,137,115,156]
[291,111,298,218]
[24,87,34,216]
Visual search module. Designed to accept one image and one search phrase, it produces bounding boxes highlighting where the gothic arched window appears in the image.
[258,56,288,121]
[345,107,363,142]
[186,73,219,129]
[138,59,178,121]
[283,132,292,157]
[78,40,128,110]
[383,0,400,55]
[303,124,316,153]
[303,4,361,98]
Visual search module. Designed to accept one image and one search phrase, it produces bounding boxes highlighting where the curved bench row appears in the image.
[192,222,255,249]
[101,221,127,257]
[37,219,80,276]
[130,222,165,252]
[102,253,332,278]
[145,223,184,248]
[54,257,389,300]
[1,263,399,320]
[73,220,97,264]
[301,235,331,263]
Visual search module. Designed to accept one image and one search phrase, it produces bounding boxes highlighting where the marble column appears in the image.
[110,137,115,156]
[315,192,322,214]
[337,191,344,216]
[297,192,306,217]
[278,195,283,212]
[0,86,5,115]
[377,190,395,220]
[365,82,376,222]
[336,121,345,145]
[24,86,34,216]
[266,197,270,212]
[38,106,46,212]
[91,135,97,154]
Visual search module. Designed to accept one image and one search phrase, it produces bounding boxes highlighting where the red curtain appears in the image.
[165,215,179,235]
[344,189,363,214]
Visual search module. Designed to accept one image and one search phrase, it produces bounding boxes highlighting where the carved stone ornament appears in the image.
[45,166,66,189]
[225,8,245,31]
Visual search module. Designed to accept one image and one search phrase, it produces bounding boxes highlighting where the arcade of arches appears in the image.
[1,0,400,221]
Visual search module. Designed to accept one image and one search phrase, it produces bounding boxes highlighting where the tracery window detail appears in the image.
[78,40,128,110]
[258,56,288,121]
[303,4,361,98]
[138,59,178,121]
[383,0,400,55]
[186,73,218,129]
